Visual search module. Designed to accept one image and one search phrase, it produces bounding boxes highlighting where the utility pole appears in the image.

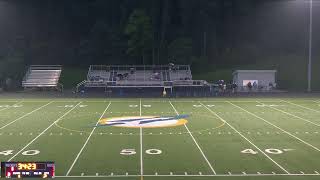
[307,0,313,92]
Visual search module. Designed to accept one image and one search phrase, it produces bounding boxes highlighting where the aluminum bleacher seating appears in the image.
[22,65,62,90]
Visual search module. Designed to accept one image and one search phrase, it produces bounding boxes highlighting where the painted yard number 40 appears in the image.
[241,148,293,155]
[0,150,40,156]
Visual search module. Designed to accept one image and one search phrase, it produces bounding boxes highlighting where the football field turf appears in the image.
[1,97,320,180]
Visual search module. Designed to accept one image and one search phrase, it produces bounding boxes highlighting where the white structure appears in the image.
[22,65,63,91]
[232,70,277,91]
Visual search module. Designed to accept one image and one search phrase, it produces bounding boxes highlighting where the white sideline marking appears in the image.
[257,101,320,127]
[139,99,143,178]
[228,102,320,152]
[7,102,81,162]
[169,101,216,175]
[0,101,53,130]
[27,173,320,178]
[65,102,111,176]
[281,100,320,113]
[200,102,290,174]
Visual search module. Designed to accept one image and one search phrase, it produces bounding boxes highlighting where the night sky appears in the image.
[0,0,319,90]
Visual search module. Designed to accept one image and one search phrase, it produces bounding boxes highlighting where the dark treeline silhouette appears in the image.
[0,0,319,90]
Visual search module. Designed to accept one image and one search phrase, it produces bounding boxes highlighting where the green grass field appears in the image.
[1,97,320,180]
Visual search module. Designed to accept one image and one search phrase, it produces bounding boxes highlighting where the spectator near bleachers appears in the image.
[76,65,209,96]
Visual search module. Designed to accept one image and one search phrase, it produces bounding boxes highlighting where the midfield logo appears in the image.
[95,115,189,128]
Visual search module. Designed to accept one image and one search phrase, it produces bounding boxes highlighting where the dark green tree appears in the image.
[168,37,193,64]
[125,9,153,64]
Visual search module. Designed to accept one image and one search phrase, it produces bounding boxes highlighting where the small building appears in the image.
[232,70,277,91]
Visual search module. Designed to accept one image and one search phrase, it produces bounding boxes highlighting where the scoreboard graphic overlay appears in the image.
[1,162,55,178]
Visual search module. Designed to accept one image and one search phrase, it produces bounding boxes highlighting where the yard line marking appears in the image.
[228,102,320,152]
[0,101,53,130]
[200,102,290,174]
[256,101,320,127]
[7,102,81,162]
[0,101,23,112]
[55,173,320,177]
[169,101,217,175]
[139,98,144,180]
[66,101,111,176]
[280,100,320,113]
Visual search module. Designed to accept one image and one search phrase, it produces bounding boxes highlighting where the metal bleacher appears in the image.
[22,65,63,90]
[77,65,207,91]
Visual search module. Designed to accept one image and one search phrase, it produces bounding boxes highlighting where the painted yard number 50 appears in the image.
[120,149,162,155]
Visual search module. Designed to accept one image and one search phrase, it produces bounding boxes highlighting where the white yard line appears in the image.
[169,101,216,175]
[228,101,320,152]
[0,101,53,130]
[199,102,290,174]
[139,99,144,179]
[7,102,82,161]
[280,100,320,113]
[65,102,111,176]
[256,101,320,127]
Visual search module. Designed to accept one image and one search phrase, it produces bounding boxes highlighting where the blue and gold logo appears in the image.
[95,115,189,128]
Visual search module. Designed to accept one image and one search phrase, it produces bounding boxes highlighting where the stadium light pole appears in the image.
[307,0,313,92]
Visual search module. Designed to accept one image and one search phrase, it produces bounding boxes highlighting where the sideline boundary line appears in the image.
[169,101,217,175]
[199,102,290,174]
[55,173,320,178]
